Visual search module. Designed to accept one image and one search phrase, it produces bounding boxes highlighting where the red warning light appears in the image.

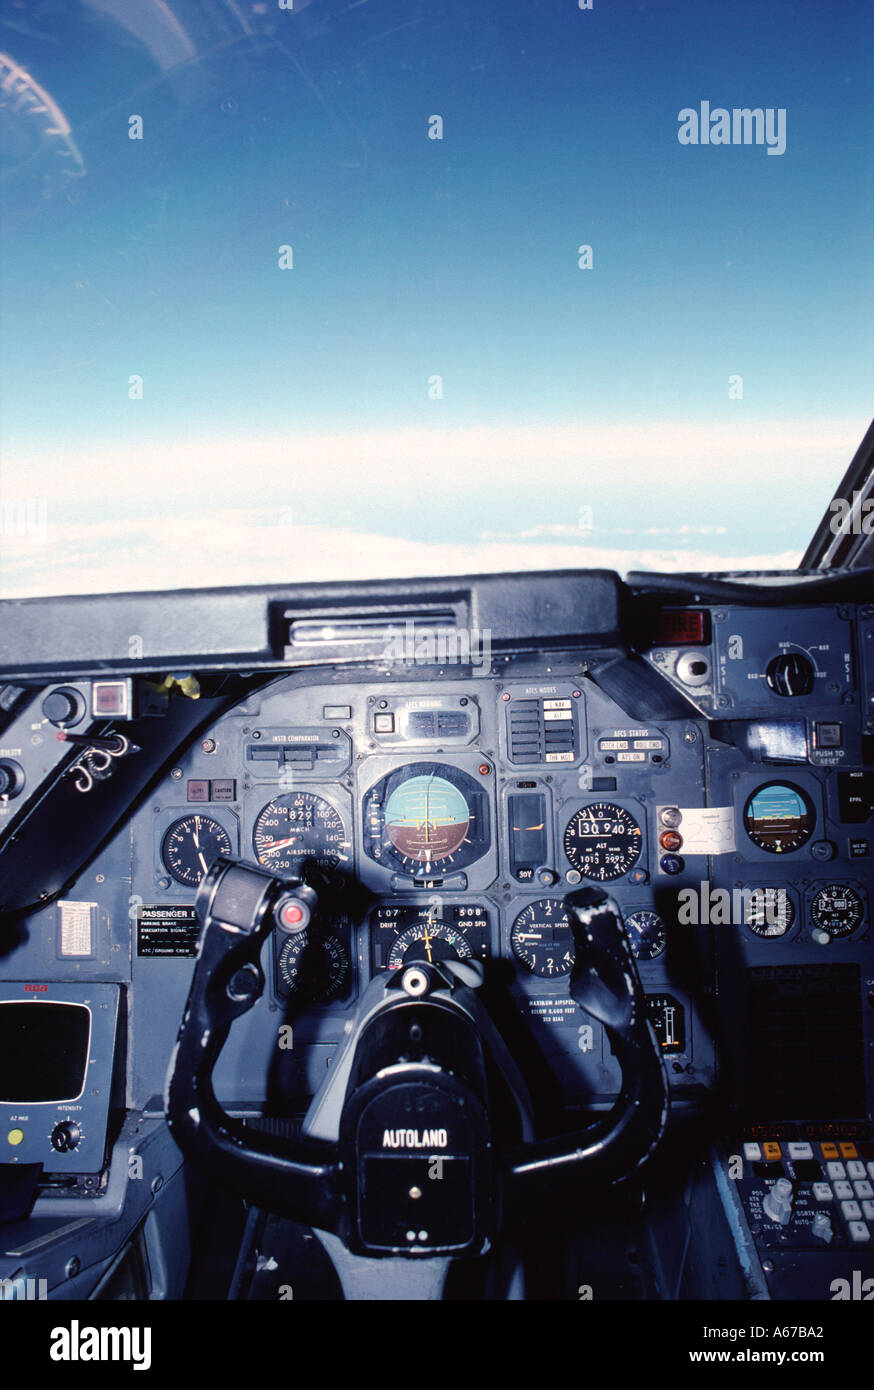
[653,609,707,646]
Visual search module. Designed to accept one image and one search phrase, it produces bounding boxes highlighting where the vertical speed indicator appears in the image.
[511,899,575,977]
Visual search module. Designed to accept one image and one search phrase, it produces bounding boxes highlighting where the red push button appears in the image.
[279,902,305,928]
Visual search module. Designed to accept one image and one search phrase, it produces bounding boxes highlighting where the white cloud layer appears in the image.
[0,416,860,505]
[0,415,859,596]
[0,510,802,599]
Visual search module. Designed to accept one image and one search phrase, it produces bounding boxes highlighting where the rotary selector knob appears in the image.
[811,1212,833,1244]
[763,1176,794,1225]
[765,652,815,697]
[50,1121,82,1153]
[41,687,85,727]
[0,760,25,798]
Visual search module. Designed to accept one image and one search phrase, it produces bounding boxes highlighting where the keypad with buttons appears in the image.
[734,1135,874,1251]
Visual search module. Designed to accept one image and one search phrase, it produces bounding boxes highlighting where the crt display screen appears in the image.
[0,1002,91,1103]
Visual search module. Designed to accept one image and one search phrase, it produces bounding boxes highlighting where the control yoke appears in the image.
[165,858,668,1258]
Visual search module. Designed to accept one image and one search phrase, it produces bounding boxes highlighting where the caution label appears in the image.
[528,997,580,1027]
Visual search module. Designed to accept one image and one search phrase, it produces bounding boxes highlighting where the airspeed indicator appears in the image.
[253,792,350,885]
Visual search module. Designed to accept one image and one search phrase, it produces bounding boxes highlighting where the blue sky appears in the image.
[0,0,871,595]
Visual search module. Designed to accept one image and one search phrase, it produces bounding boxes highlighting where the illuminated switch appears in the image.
[848,1222,870,1242]
[788,1142,813,1160]
[840,1143,859,1159]
[762,1142,782,1161]
[211,779,236,801]
[92,679,131,717]
[841,1200,862,1221]
[7,1129,24,1146]
[853,1180,874,1200]
[826,1161,846,1180]
[187,780,209,802]
[743,1143,762,1162]
[821,1143,839,1160]
[847,1160,866,1180]
[834,1181,853,1200]
[812,1183,833,1202]
[374,714,395,733]
[863,1202,874,1221]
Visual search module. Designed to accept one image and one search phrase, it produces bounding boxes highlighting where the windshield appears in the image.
[1,0,872,598]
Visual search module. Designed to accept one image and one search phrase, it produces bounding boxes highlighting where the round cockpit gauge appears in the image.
[624,909,667,960]
[809,884,864,939]
[387,919,474,970]
[385,775,469,860]
[510,898,575,977]
[743,887,795,937]
[161,814,232,886]
[253,792,351,883]
[370,902,490,972]
[743,782,815,854]
[277,928,349,1002]
[563,803,643,881]
[363,764,490,875]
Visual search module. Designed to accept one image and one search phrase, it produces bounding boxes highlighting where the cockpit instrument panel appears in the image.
[1,575,872,1308]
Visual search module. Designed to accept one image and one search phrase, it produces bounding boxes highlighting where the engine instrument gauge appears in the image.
[645,994,686,1053]
[809,884,864,938]
[563,803,643,881]
[161,814,232,886]
[624,910,667,960]
[363,763,490,876]
[370,903,489,971]
[743,887,795,937]
[743,782,814,854]
[253,792,351,884]
[510,898,575,977]
[276,926,350,1003]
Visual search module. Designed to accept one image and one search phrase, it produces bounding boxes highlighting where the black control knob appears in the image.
[50,1121,82,1153]
[765,652,815,697]
[41,687,85,728]
[0,759,25,798]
